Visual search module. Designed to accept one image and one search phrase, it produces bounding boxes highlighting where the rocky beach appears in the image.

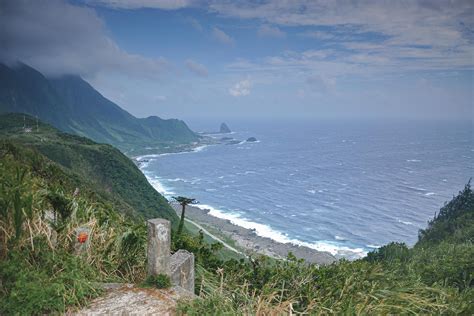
[172,203,336,265]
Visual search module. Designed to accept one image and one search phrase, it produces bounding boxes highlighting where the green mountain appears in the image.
[0,63,199,153]
[0,113,178,223]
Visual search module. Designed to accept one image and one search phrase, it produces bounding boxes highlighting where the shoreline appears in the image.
[172,203,337,265]
[134,138,339,265]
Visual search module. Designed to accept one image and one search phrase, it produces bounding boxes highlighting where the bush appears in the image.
[0,238,101,315]
[143,274,172,289]
[410,241,474,290]
[365,242,411,264]
[418,182,474,246]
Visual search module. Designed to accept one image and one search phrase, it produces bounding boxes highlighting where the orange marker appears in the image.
[77,232,88,244]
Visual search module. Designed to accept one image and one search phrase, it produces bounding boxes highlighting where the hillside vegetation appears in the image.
[0,63,199,153]
[0,121,219,314]
[0,113,177,222]
[0,114,472,314]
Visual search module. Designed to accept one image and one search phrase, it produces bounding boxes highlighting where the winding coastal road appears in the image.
[184,218,246,256]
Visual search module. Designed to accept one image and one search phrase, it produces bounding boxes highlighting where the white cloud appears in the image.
[257,24,285,38]
[0,0,168,79]
[86,0,195,10]
[210,0,474,72]
[212,27,234,45]
[229,79,251,97]
[185,59,208,77]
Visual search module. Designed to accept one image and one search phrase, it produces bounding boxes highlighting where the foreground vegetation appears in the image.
[0,114,472,314]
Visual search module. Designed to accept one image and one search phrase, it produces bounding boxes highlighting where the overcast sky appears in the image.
[1,0,473,121]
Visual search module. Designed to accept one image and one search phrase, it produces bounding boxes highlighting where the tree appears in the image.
[172,196,197,236]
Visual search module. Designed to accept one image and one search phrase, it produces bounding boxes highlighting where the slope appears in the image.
[0,113,177,223]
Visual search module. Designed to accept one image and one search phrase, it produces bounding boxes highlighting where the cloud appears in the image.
[229,79,251,96]
[185,59,208,77]
[257,25,285,38]
[86,0,195,10]
[0,0,167,78]
[210,0,474,72]
[212,27,234,45]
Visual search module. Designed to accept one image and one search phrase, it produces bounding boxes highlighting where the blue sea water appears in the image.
[139,119,473,259]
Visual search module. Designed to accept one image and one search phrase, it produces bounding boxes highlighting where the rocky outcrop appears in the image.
[170,250,195,293]
[220,122,231,133]
[74,284,194,315]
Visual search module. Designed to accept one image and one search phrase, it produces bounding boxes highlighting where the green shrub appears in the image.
[0,238,101,315]
[143,274,172,289]
[410,241,474,290]
[418,182,474,246]
[365,242,411,263]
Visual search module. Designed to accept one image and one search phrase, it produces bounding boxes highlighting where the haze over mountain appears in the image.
[0,62,198,152]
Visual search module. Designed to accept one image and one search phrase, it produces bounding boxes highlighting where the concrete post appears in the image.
[170,250,195,293]
[147,219,171,276]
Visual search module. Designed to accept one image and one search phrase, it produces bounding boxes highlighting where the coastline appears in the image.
[172,203,337,265]
[133,137,340,265]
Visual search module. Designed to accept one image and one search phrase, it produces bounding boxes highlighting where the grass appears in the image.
[143,274,172,289]
[0,136,234,314]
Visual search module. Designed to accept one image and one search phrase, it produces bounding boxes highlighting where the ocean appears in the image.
[138,119,473,259]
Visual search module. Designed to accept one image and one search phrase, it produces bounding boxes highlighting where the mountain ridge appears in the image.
[0,62,199,153]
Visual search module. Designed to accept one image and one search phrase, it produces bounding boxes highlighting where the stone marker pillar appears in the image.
[147,218,171,276]
[170,250,195,293]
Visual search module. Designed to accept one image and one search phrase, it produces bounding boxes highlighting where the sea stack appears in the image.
[246,137,257,142]
[220,122,231,133]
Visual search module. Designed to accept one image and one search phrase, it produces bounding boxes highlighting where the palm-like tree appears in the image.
[172,196,197,236]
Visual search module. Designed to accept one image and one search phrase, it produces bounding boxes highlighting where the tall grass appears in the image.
[0,151,148,314]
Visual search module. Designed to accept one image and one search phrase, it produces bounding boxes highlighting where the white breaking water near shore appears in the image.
[195,204,367,259]
[135,120,471,261]
[140,160,367,259]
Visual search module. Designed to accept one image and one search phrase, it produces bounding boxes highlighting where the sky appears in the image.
[1,0,473,121]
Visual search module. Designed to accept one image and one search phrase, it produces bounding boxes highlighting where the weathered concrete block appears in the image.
[147,219,171,276]
[170,249,195,293]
